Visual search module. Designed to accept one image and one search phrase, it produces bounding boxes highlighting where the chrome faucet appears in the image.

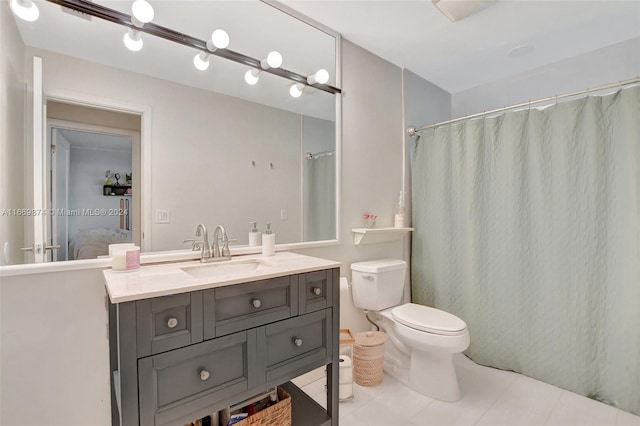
[195,224,211,260]
[187,224,232,263]
[212,225,231,260]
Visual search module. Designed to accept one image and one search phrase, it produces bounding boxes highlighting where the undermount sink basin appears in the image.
[181,259,270,279]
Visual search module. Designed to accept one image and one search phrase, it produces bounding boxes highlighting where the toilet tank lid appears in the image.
[351,259,407,273]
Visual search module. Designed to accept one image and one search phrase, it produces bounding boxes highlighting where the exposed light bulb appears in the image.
[211,29,229,49]
[244,69,261,85]
[123,28,143,52]
[261,51,283,69]
[290,83,304,98]
[307,69,329,85]
[193,52,210,71]
[131,0,154,24]
[10,0,39,22]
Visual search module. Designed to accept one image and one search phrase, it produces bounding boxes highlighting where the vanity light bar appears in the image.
[44,0,341,95]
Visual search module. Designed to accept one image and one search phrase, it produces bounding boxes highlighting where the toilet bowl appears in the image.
[380,304,470,401]
[350,259,470,402]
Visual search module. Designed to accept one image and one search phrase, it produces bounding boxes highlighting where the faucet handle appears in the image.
[217,237,235,258]
[183,239,200,251]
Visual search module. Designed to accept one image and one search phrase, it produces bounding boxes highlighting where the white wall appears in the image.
[0,1,26,266]
[0,268,111,426]
[28,47,304,249]
[452,37,640,117]
[68,143,133,240]
[0,39,409,424]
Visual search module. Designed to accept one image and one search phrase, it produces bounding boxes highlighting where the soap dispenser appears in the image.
[249,221,262,247]
[262,223,275,256]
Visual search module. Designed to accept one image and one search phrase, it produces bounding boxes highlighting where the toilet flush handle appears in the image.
[362,275,374,281]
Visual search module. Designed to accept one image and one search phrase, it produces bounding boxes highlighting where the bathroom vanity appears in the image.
[103,252,340,426]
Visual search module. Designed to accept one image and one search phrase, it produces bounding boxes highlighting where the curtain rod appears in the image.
[45,0,341,95]
[306,149,335,159]
[408,76,640,137]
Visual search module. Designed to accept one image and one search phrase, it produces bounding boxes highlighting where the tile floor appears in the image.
[300,354,640,426]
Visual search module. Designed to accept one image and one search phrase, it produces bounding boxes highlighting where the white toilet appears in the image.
[350,259,470,402]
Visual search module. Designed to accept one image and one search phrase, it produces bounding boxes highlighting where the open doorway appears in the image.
[46,102,141,261]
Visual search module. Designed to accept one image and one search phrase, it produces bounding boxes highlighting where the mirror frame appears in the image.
[0,0,342,274]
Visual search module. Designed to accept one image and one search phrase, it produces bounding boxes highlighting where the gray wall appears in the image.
[68,144,133,242]
[0,1,26,265]
[452,37,640,117]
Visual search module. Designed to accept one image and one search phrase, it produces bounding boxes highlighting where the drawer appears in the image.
[203,276,298,339]
[136,292,203,357]
[138,330,256,426]
[257,309,332,384]
[298,270,333,314]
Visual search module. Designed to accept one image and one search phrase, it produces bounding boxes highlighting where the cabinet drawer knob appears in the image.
[293,337,303,347]
[167,317,179,328]
[251,299,262,308]
[199,369,210,381]
[312,287,322,296]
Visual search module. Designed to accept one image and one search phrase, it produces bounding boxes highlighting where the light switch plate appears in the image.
[155,209,170,224]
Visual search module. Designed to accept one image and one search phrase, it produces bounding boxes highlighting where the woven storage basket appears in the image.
[353,331,387,387]
[234,387,291,426]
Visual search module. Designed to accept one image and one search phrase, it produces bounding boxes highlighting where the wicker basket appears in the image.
[353,331,387,387]
[234,387,291,426]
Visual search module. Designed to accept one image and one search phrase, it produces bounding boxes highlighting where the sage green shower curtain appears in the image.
[411,86,640,415]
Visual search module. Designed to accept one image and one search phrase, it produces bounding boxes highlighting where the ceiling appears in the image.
[281,0,640,93]
[58,128,132,152]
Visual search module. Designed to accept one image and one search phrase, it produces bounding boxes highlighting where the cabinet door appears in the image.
[257,309,332,385]
[136,292,203,357]
[298,270,333,314]
[138,330,256,426]
[204,276,298,339]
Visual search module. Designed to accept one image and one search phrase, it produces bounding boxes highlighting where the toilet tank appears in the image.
[351,259,407,311]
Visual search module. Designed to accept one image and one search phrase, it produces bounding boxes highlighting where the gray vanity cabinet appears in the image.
[258,309,331,384]
[299,270,333,314]
[111,267,339,426]
[203,275,298,339]
[138,330,257,426]
[136,292,204,357]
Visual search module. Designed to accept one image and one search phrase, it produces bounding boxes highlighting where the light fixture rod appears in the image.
[44,0,341,95]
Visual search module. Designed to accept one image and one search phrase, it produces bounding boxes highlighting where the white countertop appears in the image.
[103,251,341,303]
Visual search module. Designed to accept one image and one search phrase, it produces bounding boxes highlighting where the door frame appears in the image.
[49,129,70,261]
[44,89,152,252]
[47,119,142,252]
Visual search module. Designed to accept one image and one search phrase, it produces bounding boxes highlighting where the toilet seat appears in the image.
[391,303,467,336]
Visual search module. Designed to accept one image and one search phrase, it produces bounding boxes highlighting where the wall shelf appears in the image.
[103,185,131,196]
[351,227,413,245]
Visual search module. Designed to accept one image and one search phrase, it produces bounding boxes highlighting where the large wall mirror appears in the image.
[4,0,340,265]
